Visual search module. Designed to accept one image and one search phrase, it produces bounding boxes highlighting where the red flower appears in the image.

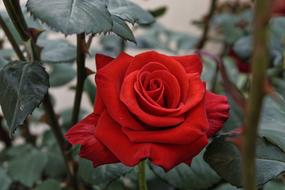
[229,49,250,73]
[272,0,285,16]
[65,51,229,171]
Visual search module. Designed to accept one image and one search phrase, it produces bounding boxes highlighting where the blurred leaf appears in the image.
[0,167,12,190]
[99,35,122,57]
[270,17,285,51]
[26,0,113,35]
[49,63,76,87]
[108,0,154,25]
[0,61,49,134]
[7,149,48,187]
[135,23,197,53]
[78,161,132,188]
[0,56,9,69]
[221,94,243,132]
[111,15,135,42]
[38,39,76,64]
[44,145,66,178]
[264,180,285,190]
[213,184,239,190]
[84,78,96,105]
[204,136,285,187]
[35,179,61,190]
[149,6,167,18]
[212,12,249,44]
[151,150,221,190]
[272,78,285,99]
[259,96,285,152]
[233,35,252,59]
[5,144,33,158]
[78,159,95,185]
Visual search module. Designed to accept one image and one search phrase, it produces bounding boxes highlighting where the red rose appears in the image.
[272,0,285,16]
[65,51,229,170]
[229,49,250,73]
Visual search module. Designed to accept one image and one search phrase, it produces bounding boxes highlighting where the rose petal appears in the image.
[120,71,184,127]
[95,54,114,70]
[122,97,209,144]
[65,113,118,166]
[125,51,189,101]
[95,111,208,171]
[172,54,203,74]
[96,52,145,131]
[205,92,230,137]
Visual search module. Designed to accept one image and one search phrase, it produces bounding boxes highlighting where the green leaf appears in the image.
[151,150,221,190]
[78,161,132,188]
[49,63,76,87]
[0,167,12,190]
[111,15,135,42]
[7,149,48,187]
[149,6,168,18]
[213,184,239,190]
[233,36,252,59]
[38,39,76,64]
[0,61,49,134]
[264,180,285,190]
[108,0,155,25]
[0,57,9,69]
[204,136,285,187]
[35,179,61,190]
[259,96,285,152]
[6,144,33,158]
[44,145,66,178]
[26,0,113,35]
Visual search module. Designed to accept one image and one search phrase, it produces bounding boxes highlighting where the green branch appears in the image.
[71,33,86,125]
[138,160,148,190]
[242,1,271,190]
[196,0,218,49]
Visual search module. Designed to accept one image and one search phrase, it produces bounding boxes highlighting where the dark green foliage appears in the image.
[0,61,49,134]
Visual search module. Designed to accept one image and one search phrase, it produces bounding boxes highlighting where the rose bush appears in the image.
[65,51,229,170]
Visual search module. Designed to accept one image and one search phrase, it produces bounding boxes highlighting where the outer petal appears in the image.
[96,52,146,131]
[205,92,230,137]
[172,54,203,75]
[95,111,208,171]
[65,113,118,166]
[95,54,114,70]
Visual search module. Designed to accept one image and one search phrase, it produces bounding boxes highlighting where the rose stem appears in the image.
[138,160,148,190]
[2,1,79,189]
[71,33,87,125]
[196,0,218,49]
[0,117,12,147]
[0,13,25,60]
[242,0,271,190]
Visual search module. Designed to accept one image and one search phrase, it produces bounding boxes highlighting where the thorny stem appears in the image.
[71,33,86,125]
[196,0,218,49]
[138,160,148,190]
[242,1,271,190]
[3,0,29,41]
[0,13,25,60]
[3,1,79,189]
[0,117,12,147]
